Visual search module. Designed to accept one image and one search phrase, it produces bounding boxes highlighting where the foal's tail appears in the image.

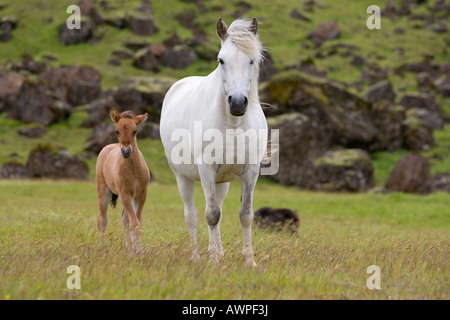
[110,193,118,208]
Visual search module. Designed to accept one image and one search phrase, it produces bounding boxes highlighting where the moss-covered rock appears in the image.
[26,143,89,180]
[300,149,374,192]
[112,77,176,121]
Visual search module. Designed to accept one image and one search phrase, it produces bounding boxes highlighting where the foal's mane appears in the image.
[226,19,264,64]
[120,110,136,119]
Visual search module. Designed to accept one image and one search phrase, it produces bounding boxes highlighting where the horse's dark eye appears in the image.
[115,130,119,135]
[218,58,224,65]
[133,130,137,135]
[250,59,254,65]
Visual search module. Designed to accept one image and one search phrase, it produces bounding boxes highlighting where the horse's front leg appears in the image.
[198,164,222,265]
[240,165,259,267]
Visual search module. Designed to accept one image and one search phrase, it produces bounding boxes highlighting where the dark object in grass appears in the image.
[254,206,300,234]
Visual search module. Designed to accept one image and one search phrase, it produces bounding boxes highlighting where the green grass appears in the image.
[0,179,448,299]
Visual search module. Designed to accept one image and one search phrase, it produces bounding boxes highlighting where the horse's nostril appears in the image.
[228,95,232,104]
[243,96,248,107]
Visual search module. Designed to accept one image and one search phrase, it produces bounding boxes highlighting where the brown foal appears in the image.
[96,108,150,252]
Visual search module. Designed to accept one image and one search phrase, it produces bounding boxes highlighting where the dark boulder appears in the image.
[160,45,196,70]
[17,126,47,138]
[254,206,300,234]
[260,71,378,150]
[307,21,340,46]
[84,122,116,155]
[431,172,450,193]
[26,144,89,180]
[0,71,24,113]
[267,112,335,186]
[58,19,94,45]
[384,153,432,194]
[0,16,17,42]
[11,54,47,74]
[132,47,160,72]
[301,149,374,192]
[370,102,405,151]
[81,98,112,128]
[42,65,102,107]
[403,126,435,151]
[7,77,72,125]
[259,52,277,82]
[436,76,450,97]
[0,162,31,179]
[364,81,397,103]
[399,93,440,113]
[112,77,175,121]
[128,16,158,36]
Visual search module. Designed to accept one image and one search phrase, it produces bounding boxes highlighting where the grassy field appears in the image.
[0,177,448,300]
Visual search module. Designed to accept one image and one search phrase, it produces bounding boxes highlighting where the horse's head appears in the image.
[216,17,261,117]
[110,108,148,159]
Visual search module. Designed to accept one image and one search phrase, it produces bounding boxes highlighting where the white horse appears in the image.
[160,18,267,266]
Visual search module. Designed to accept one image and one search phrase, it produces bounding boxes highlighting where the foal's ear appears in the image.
[250,17,258,35]
[134,113,148,125]
[217,18,228,41]
[110,108,121,123]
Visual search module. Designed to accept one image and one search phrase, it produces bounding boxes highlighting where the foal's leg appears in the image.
[240,166,259,267]
[121,209,130,247]
[96,183,111,245]
[175,174,199,260]
[198,165,222,265]
[120,193,142,252]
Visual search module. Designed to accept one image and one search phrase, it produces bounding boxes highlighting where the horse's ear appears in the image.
[110,108,121,123]
[134,113,148,125]
[217,18,228,41]
[250,17,258,35]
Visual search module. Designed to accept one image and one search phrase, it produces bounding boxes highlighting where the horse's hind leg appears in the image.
[175,174,199,260]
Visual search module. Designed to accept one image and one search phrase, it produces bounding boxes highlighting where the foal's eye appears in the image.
[115,130,119,135]
[218,58,224,65]
[133,130,137,135]
[250,59,254,65]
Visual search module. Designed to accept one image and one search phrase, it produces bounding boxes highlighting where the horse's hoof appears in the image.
[190,252,201,262]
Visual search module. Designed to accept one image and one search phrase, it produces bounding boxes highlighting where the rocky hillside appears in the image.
[0,0,449,194]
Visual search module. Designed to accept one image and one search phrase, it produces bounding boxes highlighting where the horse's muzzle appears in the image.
[228,94,248,116]
[121,146,132,159]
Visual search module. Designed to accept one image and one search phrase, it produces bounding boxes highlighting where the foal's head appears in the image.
[216,17,263,117]
[110,108,148,159]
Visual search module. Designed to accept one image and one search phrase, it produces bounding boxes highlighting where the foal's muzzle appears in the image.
[228,94,248,117]
[121,146,132,159]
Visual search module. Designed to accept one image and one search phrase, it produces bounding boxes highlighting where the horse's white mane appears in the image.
[226,19,264,64]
